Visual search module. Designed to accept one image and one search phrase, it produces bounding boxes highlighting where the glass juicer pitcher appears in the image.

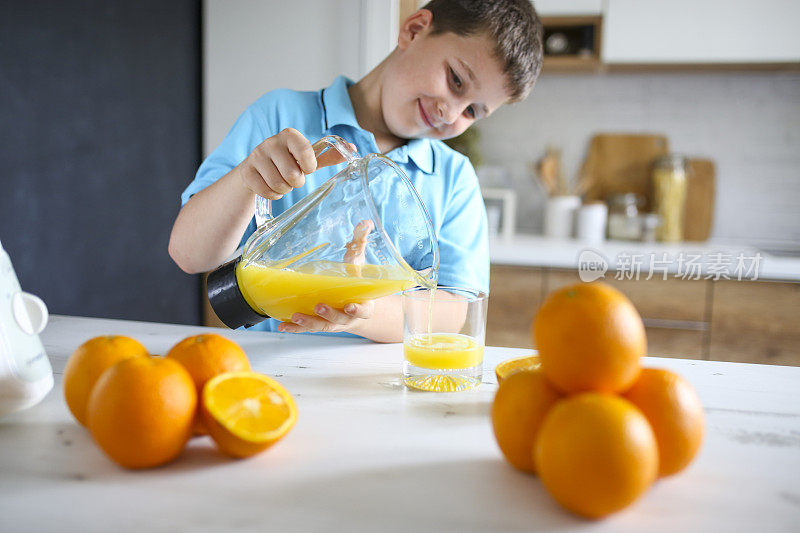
[207,135,440,329]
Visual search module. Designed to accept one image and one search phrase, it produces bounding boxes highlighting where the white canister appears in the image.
[575,202,609,243]
[0,240,53,417]
[544,195,581,239]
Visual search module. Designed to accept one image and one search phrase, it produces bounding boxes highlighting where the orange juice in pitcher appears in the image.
[236,260,418,323]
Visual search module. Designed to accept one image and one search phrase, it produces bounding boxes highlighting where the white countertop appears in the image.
[490,234,800,282]
[1,315,799,532]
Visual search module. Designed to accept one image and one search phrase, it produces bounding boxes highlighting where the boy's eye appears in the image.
[449,67,462,90]
[465,105,476,119]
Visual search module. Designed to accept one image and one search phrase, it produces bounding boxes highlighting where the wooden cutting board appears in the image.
[580,133,670,211]
[683,158,715,242]
[579,134,715,242]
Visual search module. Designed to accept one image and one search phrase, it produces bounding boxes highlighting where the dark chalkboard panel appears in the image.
[0,0,202,325]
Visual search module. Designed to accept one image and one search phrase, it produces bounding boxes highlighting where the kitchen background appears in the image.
[1,0,798,363]
[481,70,800,247]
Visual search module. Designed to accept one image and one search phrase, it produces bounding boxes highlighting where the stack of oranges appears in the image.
[64,333,297,469]
[491,282,705,519]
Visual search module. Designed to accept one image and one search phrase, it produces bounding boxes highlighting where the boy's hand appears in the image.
[277,301,375,335]
[237,128,353,200]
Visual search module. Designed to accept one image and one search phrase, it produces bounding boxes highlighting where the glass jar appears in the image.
[639,213,661,243]
[653,154,688,242]
[606,193,643,241]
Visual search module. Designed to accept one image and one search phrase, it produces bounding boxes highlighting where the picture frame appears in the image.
[481,187,517,241]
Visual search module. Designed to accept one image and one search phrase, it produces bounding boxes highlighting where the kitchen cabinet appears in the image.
[602,0,800,65]
[485,266,544,350]
[546,269,709,360]
[487,265,799,366]
[710,279,800,366]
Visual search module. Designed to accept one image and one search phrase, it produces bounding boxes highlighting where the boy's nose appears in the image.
[436,101,461,126]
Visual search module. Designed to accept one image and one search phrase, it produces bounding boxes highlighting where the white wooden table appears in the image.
[1,315,798,532]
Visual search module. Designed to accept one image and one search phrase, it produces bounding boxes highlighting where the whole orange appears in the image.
[533,282,646,394]
[534,393,658,519]
[623,367,705,477]
[63,335,148,426]
[166,334,251,434]
[87,356,197,469]
[491,370,562,473]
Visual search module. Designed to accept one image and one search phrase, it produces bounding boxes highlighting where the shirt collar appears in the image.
[320,76,360,131]
[320,76,436,175]
[404,138,435,175]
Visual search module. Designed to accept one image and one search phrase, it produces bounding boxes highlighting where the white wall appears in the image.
[203,0,365,155]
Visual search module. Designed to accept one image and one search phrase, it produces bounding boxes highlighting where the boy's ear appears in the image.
[398,9,433,50]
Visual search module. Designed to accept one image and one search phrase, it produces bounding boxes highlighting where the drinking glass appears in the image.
[402,286,488,392]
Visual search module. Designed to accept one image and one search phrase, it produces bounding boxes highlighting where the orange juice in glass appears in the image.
[402,287,487,392]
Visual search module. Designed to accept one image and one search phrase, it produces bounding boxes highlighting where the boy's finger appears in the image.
[343,302,372,319]
[317,141,357,169]
[291,312,339,333]
[313,304,352,326]
[240,163,283,200]
[316,148,346,169]
[277,321,301,333]
[271,149,306,189]
[285,133,317,175]
[285,313,319,332]
[259,158,293,195]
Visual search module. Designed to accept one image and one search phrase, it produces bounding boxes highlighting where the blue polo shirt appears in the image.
[182,76,489,333]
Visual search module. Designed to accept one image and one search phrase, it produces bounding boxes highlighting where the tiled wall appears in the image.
[476,71,800,248]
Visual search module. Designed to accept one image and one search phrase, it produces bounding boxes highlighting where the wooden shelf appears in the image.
[543,55,602,72]
[540,15,603,73]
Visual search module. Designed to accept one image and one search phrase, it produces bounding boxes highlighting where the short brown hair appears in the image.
[422,0,543,102]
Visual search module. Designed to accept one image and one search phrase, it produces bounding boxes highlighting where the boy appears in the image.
[169,0,543,342]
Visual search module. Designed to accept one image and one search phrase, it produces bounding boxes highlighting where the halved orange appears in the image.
[201,372,297,458]
[495,354,541,383]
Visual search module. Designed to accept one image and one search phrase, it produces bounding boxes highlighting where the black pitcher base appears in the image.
[206,258,267,329]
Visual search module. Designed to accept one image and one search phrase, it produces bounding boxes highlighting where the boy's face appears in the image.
[382,11,510,142]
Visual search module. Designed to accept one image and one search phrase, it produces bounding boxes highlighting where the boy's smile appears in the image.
[349,9,511,153]
[418,99,435,129]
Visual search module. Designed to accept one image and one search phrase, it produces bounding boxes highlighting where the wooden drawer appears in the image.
[486,265,544,349]
[486,265,799,366]
[645,327,705,360]
[710,280,800,366]
[540,269,708,358]
[545,270,709,323]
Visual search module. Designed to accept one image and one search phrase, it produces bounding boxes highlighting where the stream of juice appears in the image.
[236,260,418,322]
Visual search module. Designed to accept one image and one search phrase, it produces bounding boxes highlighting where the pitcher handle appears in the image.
[254,135,359,226]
